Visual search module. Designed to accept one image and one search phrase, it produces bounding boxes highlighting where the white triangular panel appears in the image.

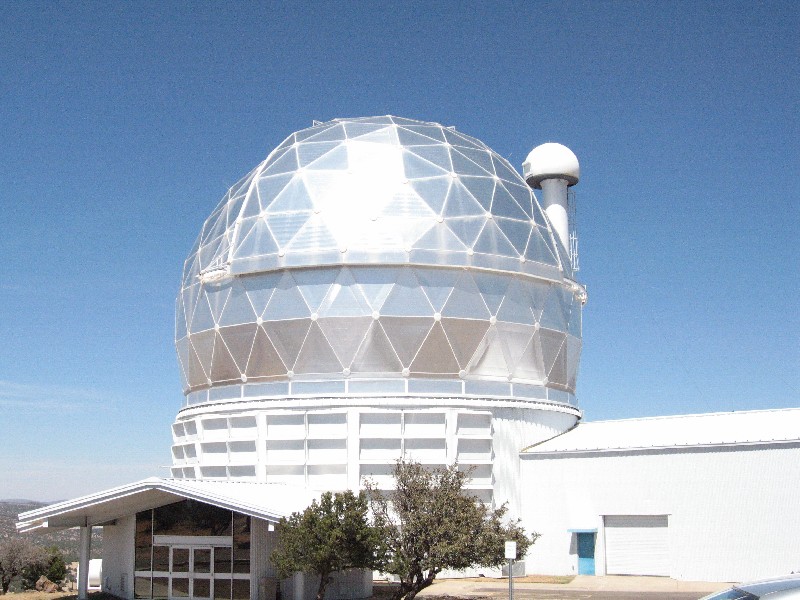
[318,317,372,368]
[380,316,434,366]
[350,322,402,373]
[410,322,459,375]
[292,269,338,312]
[467,327,510,378]
[442,272,490,320]
[293,322,342,374]
[318,269,372,317]
[264,272,310,321]
[380,270,433,317]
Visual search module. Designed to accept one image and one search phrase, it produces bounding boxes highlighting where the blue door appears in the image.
[577,532,596,575]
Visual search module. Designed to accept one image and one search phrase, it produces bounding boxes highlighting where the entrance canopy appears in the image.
[17,477,320,532]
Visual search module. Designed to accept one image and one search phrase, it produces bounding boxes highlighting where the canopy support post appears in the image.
[78,524,92,600]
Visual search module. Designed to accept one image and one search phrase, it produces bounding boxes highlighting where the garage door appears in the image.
[604,515,669,576]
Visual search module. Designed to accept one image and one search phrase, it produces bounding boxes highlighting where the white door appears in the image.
[604,515,670,576]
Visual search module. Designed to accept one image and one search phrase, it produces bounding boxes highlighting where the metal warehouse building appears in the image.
[521,408,800,581]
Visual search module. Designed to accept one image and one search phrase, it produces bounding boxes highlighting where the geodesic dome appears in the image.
[176,116,583,406]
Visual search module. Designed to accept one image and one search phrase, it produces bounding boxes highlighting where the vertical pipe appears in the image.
[539,178,570,253]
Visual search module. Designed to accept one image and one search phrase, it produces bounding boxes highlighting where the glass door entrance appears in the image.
[134,502,251,600]
[149,544,222,600]
[169,546,212,600]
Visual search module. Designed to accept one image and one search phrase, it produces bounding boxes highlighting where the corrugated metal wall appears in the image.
[250,518,279,600]
[521,443,800,581]
[491,407,578,517]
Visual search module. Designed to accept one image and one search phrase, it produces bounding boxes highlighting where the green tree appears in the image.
[367,460,538,600]
[271,490,385,600]
[0,537,46,594]
[22,545,67,589]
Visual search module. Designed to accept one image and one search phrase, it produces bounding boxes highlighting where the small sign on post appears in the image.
[505,540,517,560]
[505,541,517,600]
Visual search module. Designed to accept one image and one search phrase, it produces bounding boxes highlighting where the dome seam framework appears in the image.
[178,116,584,403]
[184,116,575,288]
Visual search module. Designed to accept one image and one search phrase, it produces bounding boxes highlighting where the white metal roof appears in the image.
[522,407,800,455]
[16,478,319,533]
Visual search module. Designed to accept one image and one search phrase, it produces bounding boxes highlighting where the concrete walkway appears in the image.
[416,575,731,597]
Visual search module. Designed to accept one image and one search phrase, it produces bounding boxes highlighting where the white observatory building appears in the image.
[18,116,800,600]
[169,117,585,510]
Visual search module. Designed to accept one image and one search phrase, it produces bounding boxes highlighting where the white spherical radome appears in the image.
[522,142,580,189]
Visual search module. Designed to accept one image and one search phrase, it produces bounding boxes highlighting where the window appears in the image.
[134,501,250,600]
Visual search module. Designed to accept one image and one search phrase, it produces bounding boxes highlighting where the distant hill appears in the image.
[0,499,45,536]
[1,501,103,561]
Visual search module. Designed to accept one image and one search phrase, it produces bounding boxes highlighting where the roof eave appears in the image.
[16,478,316,532]
[521,437,800,457]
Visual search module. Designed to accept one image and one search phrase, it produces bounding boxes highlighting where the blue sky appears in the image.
[1,1,797,501]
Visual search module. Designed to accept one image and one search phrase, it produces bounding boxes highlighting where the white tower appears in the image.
[522,143,580,261]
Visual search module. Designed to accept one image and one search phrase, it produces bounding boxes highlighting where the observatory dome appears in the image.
[176,116,583,406]
[182,116,572,285]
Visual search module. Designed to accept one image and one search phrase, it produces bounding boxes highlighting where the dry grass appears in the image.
[370,582,488,600]
[0,594,115,600]
[369,575,574,599]
[1,576,573,600]
[1,593,73,600]
[456,575,575,584]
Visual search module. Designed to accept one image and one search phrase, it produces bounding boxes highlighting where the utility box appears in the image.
[501,561,526,577]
